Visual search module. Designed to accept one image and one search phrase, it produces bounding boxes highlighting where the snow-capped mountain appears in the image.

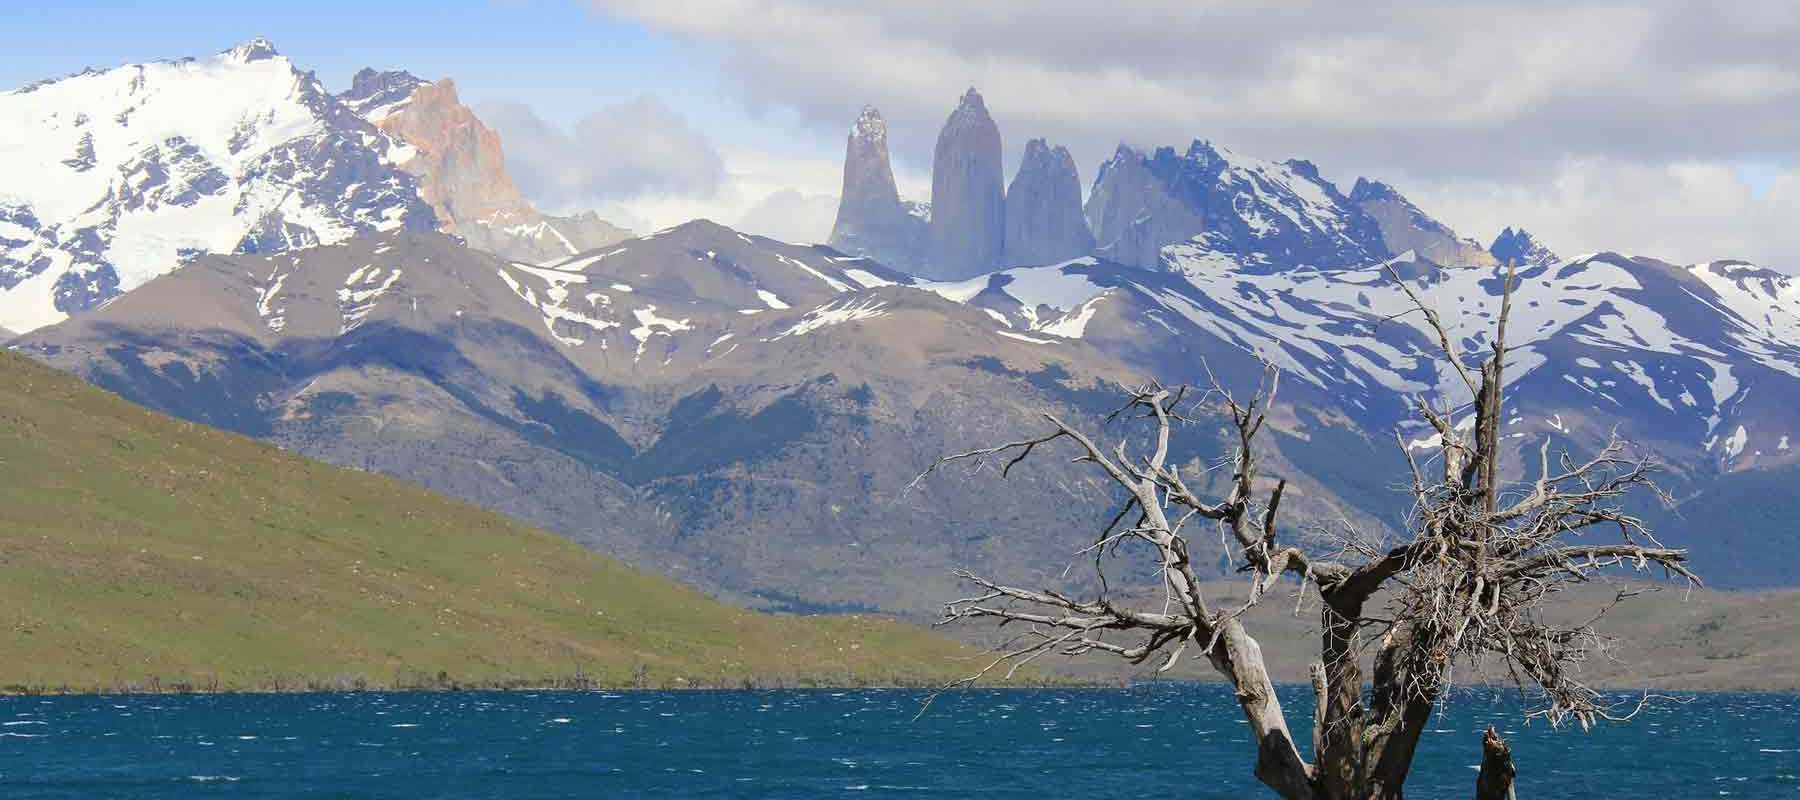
[1086,140,1390,271]
[20,213,1800,609]
[0,39,434,331]
[0,41,637,335]
[16,221,1139,614]
[12,58,1800,610]
[917,248,1800,474]
[337,67,427,123]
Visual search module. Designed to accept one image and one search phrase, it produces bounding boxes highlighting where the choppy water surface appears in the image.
[1,686,1795,798]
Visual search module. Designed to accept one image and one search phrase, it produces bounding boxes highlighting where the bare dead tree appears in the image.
[912,265,1697,800]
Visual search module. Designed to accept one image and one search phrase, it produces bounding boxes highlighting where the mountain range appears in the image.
[0,39,626,333]
[7,41,1800,626]
[0,346,980,690]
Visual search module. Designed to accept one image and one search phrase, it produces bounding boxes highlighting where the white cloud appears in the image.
[479,96,911,243]
[1409,160,1800,269]
[480,96,727,211]
[736,188,839,244]
[585,146,926,240]
[580,0,1800,266]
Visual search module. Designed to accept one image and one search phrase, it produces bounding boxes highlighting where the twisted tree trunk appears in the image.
[918,263,1694,799]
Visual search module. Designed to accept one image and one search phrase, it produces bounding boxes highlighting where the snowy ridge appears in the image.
[337,68,429,124]
[0,39,433,331]
[1088,140,1388,271]
[924,249,1800,465]
[474,222,925,363]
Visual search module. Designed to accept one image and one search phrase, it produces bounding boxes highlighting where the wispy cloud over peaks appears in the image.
[480,95,727,213]
[584,0,1800,266]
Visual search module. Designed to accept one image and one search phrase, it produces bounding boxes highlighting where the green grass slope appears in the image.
[0,351,982,691]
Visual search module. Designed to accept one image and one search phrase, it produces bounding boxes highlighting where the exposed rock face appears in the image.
[339,68,427,121]
[340,70,630,263]
[1489,227,1559,267]
[1003,139,1094,266]
[926,89,1006,279]
[1349,178,1496,267]
[1086,141,1388,272]
[360,77,526,228]
[1084,145,1205,269]
[827,106,925,267]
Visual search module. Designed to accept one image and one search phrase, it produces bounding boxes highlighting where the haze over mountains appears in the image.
[7,40,1800,622]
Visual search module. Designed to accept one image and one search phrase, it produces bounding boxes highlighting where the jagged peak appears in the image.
[1184,139,1219,158]
[1348,179,1441,221]
[1349,177,1404,203]
[14,39,293,96]
[221,37,281,64]
[340,68,434,121]
[348,68,427,97]
[1490,227,1559,266]
[1493,226,1538,248]
[851,105,887,142]
[1180,139,1239,173]
[940,87,998,133]
[957,87,987,113]
[1018,138,1077,173]
[1283,158,1322,180]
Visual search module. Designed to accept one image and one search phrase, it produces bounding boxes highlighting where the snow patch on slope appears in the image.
[496,261,619,347]
[769,298,889,340]
[629,305,691,360]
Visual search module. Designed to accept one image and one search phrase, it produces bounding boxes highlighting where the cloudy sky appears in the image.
[7,1,1799,266]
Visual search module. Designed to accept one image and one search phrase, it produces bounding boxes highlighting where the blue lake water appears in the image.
[1,686,1795,798]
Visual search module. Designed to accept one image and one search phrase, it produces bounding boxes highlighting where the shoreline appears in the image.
[0,673,1087,697]
[5,673,1795,698]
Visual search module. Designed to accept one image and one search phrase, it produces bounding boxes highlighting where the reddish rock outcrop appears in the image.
[373,78,527,228]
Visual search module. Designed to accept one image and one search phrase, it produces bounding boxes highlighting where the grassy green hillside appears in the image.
[0,351,984,692]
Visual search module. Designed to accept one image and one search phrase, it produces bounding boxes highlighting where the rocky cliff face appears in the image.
[338,67,426,121]
[340,70,630,263]
[1003,139,1094,266]
[925,89,1006,279]
[1086,141,1387,272]
[1083,145,1205,269]
[352,75,526,228]
[827,106,925,268]
[1348,178,1496,267]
